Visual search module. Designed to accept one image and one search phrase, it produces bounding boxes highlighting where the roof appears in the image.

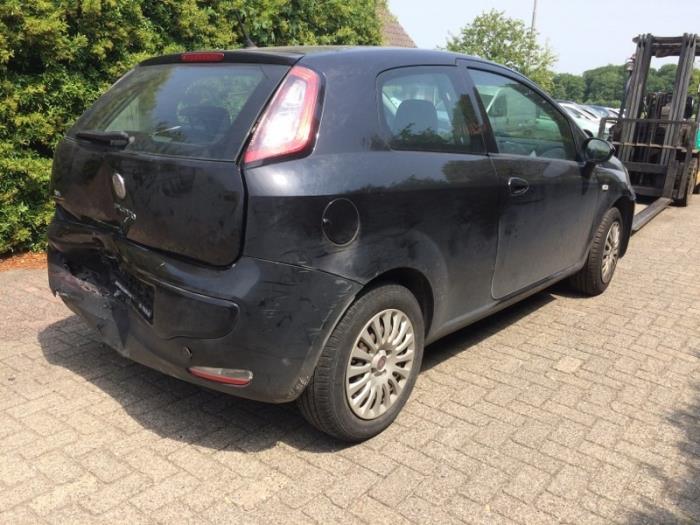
[139,47,512,76]
[377,6,416,48]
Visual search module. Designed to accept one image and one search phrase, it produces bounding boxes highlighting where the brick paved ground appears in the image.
[1,199,699,524]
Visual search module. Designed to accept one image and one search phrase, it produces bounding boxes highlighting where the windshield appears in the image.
[69,63,288,160]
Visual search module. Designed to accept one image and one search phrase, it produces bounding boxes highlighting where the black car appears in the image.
[48,47,634,441]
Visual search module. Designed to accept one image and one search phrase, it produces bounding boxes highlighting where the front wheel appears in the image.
[675,158,697,206]
[569,207,623,296]
[298,284,424,442]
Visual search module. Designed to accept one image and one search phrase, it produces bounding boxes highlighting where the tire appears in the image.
[691,156,699,195]
[298,284,424,442]
[569,207,623,296]
[676,158,697,206]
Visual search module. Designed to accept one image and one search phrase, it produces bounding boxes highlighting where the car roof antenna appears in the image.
[235,13,257,48]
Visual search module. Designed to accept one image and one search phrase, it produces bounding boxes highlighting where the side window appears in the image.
[469,69,576,160]
[378,67,484,154]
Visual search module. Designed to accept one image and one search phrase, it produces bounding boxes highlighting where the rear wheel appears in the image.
[298,284,424,442]
[691,157,700,195]
[570,207,623,296]
[677,158,697,206]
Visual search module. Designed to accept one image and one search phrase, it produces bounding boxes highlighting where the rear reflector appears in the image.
[243,65,321,164]
[188,366,253,386]
[181,52,225,63]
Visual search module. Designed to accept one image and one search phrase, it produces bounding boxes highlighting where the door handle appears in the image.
[508,177,529,196]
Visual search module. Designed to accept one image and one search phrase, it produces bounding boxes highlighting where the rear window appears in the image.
[69,63,289,160]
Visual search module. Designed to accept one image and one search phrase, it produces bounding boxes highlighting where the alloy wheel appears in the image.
[601,220,621,283]
[345,309,416,420]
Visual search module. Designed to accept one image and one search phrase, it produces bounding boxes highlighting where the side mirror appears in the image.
[583,137,614,164]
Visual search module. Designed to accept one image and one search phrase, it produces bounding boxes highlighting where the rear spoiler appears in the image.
[139,50,303,67]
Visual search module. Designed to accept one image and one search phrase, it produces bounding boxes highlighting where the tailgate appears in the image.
[52,61,290,266]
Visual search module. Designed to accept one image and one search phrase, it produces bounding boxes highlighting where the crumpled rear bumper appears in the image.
[47,213,359,403]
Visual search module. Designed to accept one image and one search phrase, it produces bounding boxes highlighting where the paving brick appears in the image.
[0,453,37,485]
[503,464,551,503]
[511,421,552,448]
[178,472,245,513]
[130,472,202,513]
[586,419,625,449]
[29,473,100,516]
[416,464,467,506]
[536,491,609,525]
[458,464,509,504]
[473,420,517,448]
[448,494,517,525]
[78,450,133,483]
[228,471,290,511]
[500,440,563,475]
[0,475,52,513]
[338,443,399,477]
[349,495,412,525]
[491,493,558,524]
[541,440,600,473]
[124,448,179,481]
[588,463,633,501]
[547,465,590,500]
[373,465,424,508]
[422,440,482,476]
[33,451,85,484]
[303,495,365,525]
[324,467,380,509]
[554,356,584,374]
[81,473,150,515]
[400,494,464,525]
[0,505,44,525]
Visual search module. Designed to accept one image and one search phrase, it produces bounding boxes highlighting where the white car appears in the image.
[558,102,601,137]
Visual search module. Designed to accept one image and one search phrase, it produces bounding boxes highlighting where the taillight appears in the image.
[188,366,253,386]
[243,65,322,164]
[181,52,225,62]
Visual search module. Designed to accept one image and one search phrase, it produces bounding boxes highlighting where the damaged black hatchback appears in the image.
[49,47,634,441]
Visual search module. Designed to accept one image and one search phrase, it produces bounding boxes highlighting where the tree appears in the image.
[551,63,700,109]
[0,0,384,255]
[551,73,585,101]
[645,64,700,95]
[582,65,626,107]
[445,9,557,90]
[647,64,678,93]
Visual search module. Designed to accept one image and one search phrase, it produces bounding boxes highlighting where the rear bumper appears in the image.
[47,214,359,403]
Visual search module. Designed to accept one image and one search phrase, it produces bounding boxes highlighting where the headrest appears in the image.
[394,99,438,135]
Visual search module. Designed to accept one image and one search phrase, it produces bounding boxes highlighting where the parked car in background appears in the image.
[558,101,601,136]
[573,103,601,121]
[48,47,634,441]
[585,104,614,119]
[558,101,615,137]
[585,104,621,126]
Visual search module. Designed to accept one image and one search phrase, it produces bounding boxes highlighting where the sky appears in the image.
[388,0,700,74]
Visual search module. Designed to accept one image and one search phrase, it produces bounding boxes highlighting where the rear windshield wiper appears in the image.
[75,130,131,148]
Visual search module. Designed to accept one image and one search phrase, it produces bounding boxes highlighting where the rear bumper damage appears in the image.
[47,213,359,403]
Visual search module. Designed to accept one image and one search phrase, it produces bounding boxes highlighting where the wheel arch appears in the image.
[362,267,435,337]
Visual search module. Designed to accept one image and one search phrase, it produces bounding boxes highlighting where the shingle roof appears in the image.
[378,6,416,48]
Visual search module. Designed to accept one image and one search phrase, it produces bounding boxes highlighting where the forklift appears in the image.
[603,34,700,231]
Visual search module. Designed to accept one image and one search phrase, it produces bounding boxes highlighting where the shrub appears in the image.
[0,0,383,254]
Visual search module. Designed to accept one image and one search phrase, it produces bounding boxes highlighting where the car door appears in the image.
[374,65,500,328]
[464,65,599,299]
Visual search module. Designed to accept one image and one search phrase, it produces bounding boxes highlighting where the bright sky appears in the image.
[388,0,700,74]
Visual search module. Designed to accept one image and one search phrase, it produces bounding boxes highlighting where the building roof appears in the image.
[378,6,416,48]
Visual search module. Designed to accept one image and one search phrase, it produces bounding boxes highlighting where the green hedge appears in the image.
[0,0,383,255]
